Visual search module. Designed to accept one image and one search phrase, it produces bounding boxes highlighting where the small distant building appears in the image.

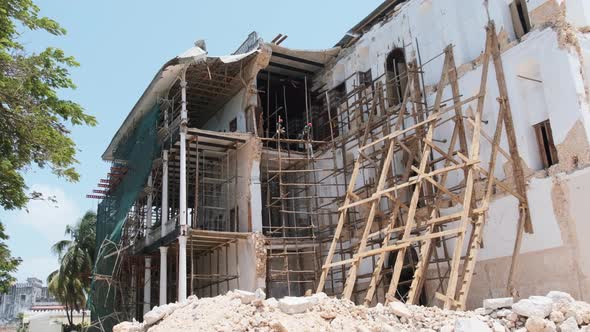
[0,277,58,321]
[23,309,89,332]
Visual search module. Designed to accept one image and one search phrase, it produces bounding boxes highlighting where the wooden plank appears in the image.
[442,26,493,309]
[342,132,397,298]
[490,23,532,234]
[456,90,507,308]
[386,50,453,302]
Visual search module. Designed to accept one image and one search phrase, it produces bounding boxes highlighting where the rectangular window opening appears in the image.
[510,0,531,39]
[533,120,558,169]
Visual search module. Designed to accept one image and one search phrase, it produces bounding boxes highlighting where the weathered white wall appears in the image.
[317,0,517,91]
[526,0,590,27]
[203,89,247,132]
[313,0,590,303]
[234,138,263,232]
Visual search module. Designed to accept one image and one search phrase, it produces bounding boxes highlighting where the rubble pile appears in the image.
[114,290,590,332]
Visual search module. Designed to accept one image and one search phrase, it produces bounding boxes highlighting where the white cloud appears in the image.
[18,184,83,246]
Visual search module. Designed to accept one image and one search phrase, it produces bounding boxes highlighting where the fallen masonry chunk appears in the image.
[278,296,315,314]
[483,297,513,310]
[496,308,512,317]
[547,291,575,304]
[264,297,279,308]
[565,301,590,325]
[491,321,504,332]
[389,301,411,318]
[524,316,546,332]
[550,310,565,323]
[234,289,256,304]
[545,320,557,332]
[143,306,166,325]
[559,317,580,332]
[506,312,519,322]
[161,302,178,315]
[512,296,553,318]
[454,317,492,332]
[113,320,144,332]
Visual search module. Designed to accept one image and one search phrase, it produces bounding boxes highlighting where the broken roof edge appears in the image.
[335,0,403,48]
[101,45,259,161]
[266,43,341,63]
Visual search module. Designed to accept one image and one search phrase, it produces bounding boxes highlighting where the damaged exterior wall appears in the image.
[310,0,590,307]
[95,0,590,324]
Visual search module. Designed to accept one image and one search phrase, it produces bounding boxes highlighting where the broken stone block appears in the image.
[565,301,590,325]
[512,296,553,318]
[264,297,279,308]
[525,316,546,332]
[544,320,557,332]
[559,317,580,332]
[278,296,315,314]
[160,302,178,315]
[113,321,144,332]
[234,289,256,304]
[389,301,411,318]
[143,306,166,325]
[312,291,328,303]
[484,297,514,310]
[546,291,575,304]
[454,317,492,332]
[550,310,565,323]
[496,309,512,318]
[475,307,492,315]
[491,321,505,332]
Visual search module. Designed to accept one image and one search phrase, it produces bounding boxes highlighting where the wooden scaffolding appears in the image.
[317,23,532,309]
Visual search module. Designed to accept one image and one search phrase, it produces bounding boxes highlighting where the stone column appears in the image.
[159,247,168,306]
[161,150,168,237]
[178,68,188,302]
[143,257,152,315]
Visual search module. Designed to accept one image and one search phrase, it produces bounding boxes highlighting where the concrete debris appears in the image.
[524,316,546,332]
[454,317,491,332]
[550,310,565,323]
[512,296,553,318]
[564,301,590,325]
[560,317,581,332]
[278,296,316,314]
[546,291,575,304]
[233,289,257,304]
[112,289,590,332]
[142,306,166,326]
[113,320,144,332]
[389,300,412,318]
[485,297,514,310]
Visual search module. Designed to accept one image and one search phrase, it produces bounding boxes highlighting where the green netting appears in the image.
[89,105,160,331]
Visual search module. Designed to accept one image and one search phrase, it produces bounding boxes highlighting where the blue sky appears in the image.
[0,0,384,283]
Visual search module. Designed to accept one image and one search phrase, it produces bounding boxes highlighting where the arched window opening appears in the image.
[386,48,408,107]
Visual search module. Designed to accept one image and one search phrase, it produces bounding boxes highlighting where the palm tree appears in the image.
[48,211,96,328]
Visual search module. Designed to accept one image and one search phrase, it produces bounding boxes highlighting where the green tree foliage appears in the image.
[48,210,96,328]
[0,0,97,210]
[0,222,21,293]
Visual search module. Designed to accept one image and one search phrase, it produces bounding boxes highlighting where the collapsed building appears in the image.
[89,0,590,329]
